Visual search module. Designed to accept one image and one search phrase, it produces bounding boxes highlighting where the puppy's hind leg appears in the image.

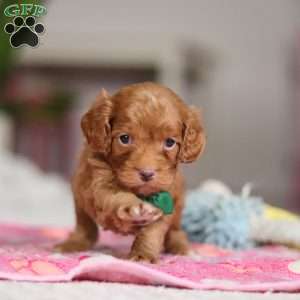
[165,191,190,255]
[164,228,189,255]
[54,203,98,252]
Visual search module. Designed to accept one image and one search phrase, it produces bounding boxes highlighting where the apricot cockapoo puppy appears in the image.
[56,82,206,263]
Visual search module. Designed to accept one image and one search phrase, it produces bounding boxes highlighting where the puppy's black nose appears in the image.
[139,169,155,182]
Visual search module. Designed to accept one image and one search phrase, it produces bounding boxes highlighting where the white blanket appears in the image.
[0,282,299,300]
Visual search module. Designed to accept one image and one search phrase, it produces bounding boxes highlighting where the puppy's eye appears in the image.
[164,138,176,150]
[119,134,131,145]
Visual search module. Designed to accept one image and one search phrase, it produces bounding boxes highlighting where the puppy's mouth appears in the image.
[116,169,174,196]
[133,183,160,197]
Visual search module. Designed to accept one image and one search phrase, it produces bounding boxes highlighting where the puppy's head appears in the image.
[81,82,206,196]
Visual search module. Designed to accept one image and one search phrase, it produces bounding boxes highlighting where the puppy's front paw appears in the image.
[117,202,162,226]
[129,251,158,263]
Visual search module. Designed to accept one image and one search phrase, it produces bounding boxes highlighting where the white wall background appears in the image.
[37,0,300,206]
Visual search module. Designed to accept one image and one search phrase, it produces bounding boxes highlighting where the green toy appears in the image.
[141,191,174,215]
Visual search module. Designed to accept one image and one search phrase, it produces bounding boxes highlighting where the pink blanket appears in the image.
[1,224,300,292]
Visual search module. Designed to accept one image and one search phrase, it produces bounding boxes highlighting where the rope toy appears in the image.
[182,180,300,250]
[182,186,263,249]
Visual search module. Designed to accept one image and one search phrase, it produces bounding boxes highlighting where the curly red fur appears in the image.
[55,82,206,263]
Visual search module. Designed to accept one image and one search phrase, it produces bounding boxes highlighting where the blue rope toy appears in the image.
[182,183,263,249]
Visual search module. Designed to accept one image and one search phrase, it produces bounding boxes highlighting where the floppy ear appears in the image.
[81,89,113,155]
[179,106,206,163]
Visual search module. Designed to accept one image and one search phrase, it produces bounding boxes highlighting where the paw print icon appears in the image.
[4,16,45,48]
